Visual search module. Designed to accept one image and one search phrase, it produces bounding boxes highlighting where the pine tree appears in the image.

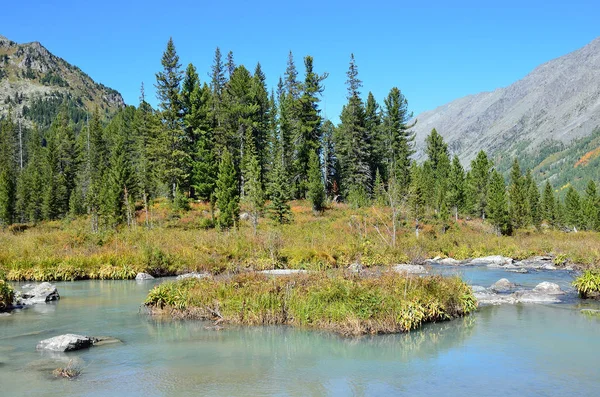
[215,148,239,229]
[408,162,425,238]
[86,108,108,231]
[424,128,450,214]
[583,180,600,231]
[0,117,17,225]
[487,169,511,235]
[373,168,386,207]
[468,151,492,218]
[321,120,338,199]
[307,150,325,212]
[155,37,184,199]
[382,87,414,190]
[564,186,582,231]
[335,54,370,201]
[268,153,292,224]
[243,152,264,233]
[508,158,528,229]
[541,181,556,226]
[525,170,541,228]
[446,155,465,221]
[364,92,382,182]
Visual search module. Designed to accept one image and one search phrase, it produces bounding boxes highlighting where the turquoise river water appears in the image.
[1,265,600,396]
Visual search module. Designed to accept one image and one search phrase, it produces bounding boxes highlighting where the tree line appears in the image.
[0,37,599,235]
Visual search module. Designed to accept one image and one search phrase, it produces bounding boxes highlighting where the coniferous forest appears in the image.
[1,38,599,237]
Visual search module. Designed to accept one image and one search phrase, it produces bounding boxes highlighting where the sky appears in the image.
[2,1,599,122]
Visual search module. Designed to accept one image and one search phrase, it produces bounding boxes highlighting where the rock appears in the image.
[392,264,427,274]
[347,263,363,273]
[176,272,210,280]
[36,334,94,352]
[21,282,59,304]
[541,264,557,270]
[92,336,122,347]
[474,291,518,305]
[471,285,487,292]
[438,258,461,265]
[239,212,250,221]
[506,268,529,274]
[513,291,561,303]
[36,334,122,352]
[532,282,564,295]
[490,278,515,292]
[135,272,154,281]
[470,256,513,265]
[259,269,308,275]
[514,256,556,270]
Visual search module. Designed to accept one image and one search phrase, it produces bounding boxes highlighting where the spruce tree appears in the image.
[487,169,511,235]
[0,117,16,225]
[468,151,492,218]
[508,158,528,229]
[408,162,425,238]
[446,155,465,221]
[564,186,582,231]
[382,87,413,190]
[215,148,239,229]
[155,37,184,199]
[583,180,600,231]
[307,150,325,212]
[541,181,556,226]
[268,153,292,224]
[243,152,264,233]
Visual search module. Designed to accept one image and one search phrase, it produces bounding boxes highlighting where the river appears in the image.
[1,265,600,396]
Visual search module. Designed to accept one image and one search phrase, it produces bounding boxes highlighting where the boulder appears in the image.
[36,334,94,352]
[21,282,59,304]
[506,268,529,274]
[36,334,122,352]
[470,256,513,265]
[490,278,515,292]
[392,264,427,274]
[438,258,461,266]
[532,282,564,295]
[513,291,561,303]
[135,272,154,281]
[259,269,308,275]
[176,272,210,280]
[514,256,556,270]
[474,291,518,305]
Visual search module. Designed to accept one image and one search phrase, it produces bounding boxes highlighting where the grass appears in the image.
[573,270,600,299]
[1,200,599,282]
[144,272,477,336]
[52,360,82,379]
[0,279,14,311]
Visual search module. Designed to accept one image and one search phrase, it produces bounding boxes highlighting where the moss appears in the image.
[0,279,14,311]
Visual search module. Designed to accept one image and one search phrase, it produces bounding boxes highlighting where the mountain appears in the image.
[0,34,124,127]
[412,37,600,190]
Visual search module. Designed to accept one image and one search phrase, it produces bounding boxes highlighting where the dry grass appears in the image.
[1,200,599,281]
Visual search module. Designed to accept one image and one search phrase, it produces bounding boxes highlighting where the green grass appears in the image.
[0,279,14,311]
[144,272,477,336]
[573,270,600,299]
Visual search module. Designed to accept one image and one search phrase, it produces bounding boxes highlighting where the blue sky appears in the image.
[2,1,599,121]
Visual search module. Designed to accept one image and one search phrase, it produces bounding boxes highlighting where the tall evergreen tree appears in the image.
[541,181,556,226]
[307,150,325,212]
[446,155,465,221]
[381,87,413,190]
[215,148,239,229]
[508,158,528,229]
[564,186,582,230]
[155,37,184,198]
[243,151,264,233]
[583,180,600,231]
[268,152,292,224]
[468,150,492,219]
[0,117,17,225]
[487,169,511,235]
[408,162,425,238]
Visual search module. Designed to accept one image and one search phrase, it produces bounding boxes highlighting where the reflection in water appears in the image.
[0,274,599,396]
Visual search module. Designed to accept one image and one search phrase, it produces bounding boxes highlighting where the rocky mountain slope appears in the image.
[412,37,600,189]
[0,34,124,127]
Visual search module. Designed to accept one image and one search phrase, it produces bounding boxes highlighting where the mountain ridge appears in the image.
[412,36,600,172]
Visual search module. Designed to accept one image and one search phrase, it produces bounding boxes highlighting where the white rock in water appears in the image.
[470,256,513,265]
[36,334,93,352]
[392,264,427,274]
[135,272,154,281]
[513,291,561,303]
[21,282,59,304]
[490,278,515,292]
[438,258,461,265]
[176,272,211,280]
[532,282,564,295]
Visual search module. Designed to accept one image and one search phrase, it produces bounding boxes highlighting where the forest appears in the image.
[0,37,599,236]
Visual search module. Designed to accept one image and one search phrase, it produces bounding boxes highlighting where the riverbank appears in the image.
[144,272,476,336]
[1,200,599,282]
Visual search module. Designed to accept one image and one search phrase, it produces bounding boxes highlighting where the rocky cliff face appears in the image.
[0,34,124,123]
[412,37,600,168]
